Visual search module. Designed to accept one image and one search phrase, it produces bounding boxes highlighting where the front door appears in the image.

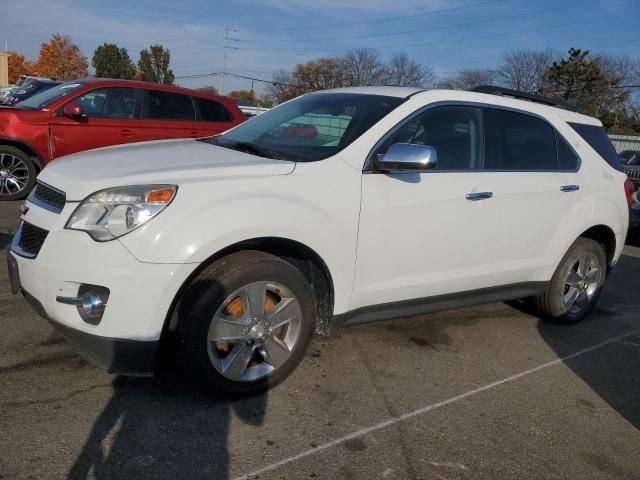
[352,105,497,310]
[50,87,141,159]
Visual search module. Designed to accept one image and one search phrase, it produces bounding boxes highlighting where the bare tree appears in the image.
[438,68,496,90]
[497,49,558,93]
[383,52,435,87]
[268,58,346,104]
[341,48,385,86]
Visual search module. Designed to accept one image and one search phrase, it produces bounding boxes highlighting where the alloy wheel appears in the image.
[207,281,303,382]
[0,153,30,197]
[563,253,602,314]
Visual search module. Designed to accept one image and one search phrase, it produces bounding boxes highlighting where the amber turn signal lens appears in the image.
[146,188,175,204]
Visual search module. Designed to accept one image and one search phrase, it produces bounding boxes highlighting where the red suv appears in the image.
[0,79,246,200]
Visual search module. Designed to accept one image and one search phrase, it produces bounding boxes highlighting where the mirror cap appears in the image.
[376,143,438,172]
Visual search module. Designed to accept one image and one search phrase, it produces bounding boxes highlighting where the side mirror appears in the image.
[375,143,438,172]
[63,103,85,118]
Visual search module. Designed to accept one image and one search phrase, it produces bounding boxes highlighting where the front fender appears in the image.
[119,162,362,314]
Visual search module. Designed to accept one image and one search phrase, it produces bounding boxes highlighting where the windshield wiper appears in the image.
[206,137,284,160]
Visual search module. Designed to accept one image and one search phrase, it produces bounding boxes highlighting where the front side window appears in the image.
[376,105,484,170]
[74,88,137,119]
[146,91,195,121]
[213,93,404,162]
[485,109,557,170]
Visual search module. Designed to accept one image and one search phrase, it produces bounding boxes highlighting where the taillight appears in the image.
[624,179,635,207]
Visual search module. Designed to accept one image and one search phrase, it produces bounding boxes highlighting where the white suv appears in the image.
[7,86,630,396]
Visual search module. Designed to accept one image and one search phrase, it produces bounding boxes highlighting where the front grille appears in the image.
[31,182,66,213]
[17,222,49,258]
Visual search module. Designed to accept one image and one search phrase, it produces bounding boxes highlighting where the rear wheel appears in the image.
[178,251,316,397]
[535,238,606,324]
[0,146,37,201]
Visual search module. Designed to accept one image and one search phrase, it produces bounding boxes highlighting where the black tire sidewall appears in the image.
[0,146,37,201]
[179,252,316,397]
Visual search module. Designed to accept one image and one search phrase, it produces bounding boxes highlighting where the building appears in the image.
[0,52,9,87]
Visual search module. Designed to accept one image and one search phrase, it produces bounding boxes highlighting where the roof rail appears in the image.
[471,85,579,113]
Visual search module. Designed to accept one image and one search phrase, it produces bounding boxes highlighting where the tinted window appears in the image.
[75,88,137,119]
[215,93,403,162]
[146,91,195,121]
[557,133,579,170]
[569,123,623,172]
[486,109,557,170]
[378,106,483,170]
[195,97,233,122]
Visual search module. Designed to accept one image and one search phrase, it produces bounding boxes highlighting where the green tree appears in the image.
[138,44,174,85]
[92,43,136,79]
[543,48,628,118]
[227,89,256,103]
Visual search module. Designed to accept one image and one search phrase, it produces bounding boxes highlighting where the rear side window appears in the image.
[195,97,233,122]
[485,109,557,170]
[146,90,195,121]
[557,134,579,170]
[569,123,623,172]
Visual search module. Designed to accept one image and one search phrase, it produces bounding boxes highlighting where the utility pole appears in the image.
[219,28,237,95]
[220,29,229,95]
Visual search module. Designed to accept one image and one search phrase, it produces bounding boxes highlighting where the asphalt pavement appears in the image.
[1,200,639,480]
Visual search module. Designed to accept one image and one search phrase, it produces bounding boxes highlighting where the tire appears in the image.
[178,250,316,397]
[0,146,37,201]
[535,238,607,324]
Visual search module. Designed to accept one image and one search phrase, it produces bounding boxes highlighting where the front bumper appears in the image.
[8,201,199,375]
[22,289,158,376]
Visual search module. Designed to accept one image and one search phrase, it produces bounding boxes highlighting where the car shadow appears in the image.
[0,228,13,250]
[67,374,267,479]
[534,252,640,430]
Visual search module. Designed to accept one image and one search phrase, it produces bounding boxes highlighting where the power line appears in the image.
[239,13,623,53]
[239,1,583,45]
[256,0,506,33]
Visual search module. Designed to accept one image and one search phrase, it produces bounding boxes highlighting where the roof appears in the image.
[316,86,425,98]
[65,78,235,102]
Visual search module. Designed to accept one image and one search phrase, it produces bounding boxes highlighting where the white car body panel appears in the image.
[10,87,629,350]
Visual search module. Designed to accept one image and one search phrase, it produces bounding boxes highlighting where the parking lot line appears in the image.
[233,327,640,480]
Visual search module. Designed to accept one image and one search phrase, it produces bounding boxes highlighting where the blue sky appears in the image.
[1,0,638,95]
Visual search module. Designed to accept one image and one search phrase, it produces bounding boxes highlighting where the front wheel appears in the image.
[0,146,37,201]
[178,251,316,397]
[535,238,607,324]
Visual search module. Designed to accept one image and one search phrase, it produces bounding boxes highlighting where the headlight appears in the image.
[66,185,177,241]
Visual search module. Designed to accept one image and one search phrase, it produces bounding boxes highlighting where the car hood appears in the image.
[38,138,296,201]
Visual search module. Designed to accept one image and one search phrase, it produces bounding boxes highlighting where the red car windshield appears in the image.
[15,82,85,110]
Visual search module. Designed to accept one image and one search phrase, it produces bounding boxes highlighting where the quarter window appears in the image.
[195,97,233,122]
[485,109,557,170]
[146,91,195,121]
[378,106,484,170]
[74,88,137,119]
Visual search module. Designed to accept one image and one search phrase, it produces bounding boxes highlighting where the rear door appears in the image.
[50,87,141,158]
[481,107,582,283]
[138,89,206,141]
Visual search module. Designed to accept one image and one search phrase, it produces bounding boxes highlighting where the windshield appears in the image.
[213,93,404,162]
[15,82,85,110]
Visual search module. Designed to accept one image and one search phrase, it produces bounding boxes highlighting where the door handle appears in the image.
[560,184,580,192]
[120,129,136,137]
[466,191,493,201]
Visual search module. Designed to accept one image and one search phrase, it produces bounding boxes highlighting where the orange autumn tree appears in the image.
[6,51,35,84]
[34,34,88,81]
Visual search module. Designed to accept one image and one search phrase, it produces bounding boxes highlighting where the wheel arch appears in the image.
[578,224,616,271]
[159,236,335,355]
[0,137,45,170]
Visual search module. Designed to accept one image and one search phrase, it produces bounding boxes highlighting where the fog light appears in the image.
[56,284,110,325]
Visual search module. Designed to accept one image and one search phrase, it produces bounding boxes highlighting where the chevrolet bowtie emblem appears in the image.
[20,202,29,216]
